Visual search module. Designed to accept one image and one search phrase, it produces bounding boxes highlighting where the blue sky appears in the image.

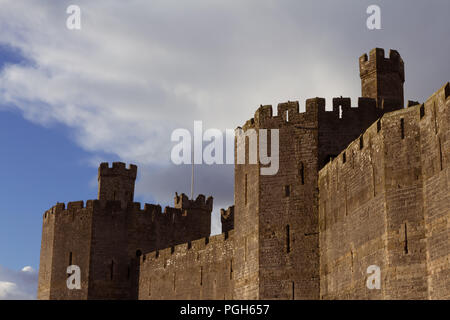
[0,107,96,270]
[0,0,449,299]
[0,44,112,271]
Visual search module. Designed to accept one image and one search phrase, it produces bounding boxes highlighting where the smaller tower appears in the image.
[359,48,405,111]
[220,206,234,233]
[173,192,213,240]
[98,162,137,204]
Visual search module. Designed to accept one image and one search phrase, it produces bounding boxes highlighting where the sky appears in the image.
[0,0,448,299]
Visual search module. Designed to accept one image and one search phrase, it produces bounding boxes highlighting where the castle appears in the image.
[37,48,449,300]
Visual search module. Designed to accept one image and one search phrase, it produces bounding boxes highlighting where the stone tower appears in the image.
[359,48,405,110]
[98,162,137,205]
[38,162,213,300]
[233,49,407,299]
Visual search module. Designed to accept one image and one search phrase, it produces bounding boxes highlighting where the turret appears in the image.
[359,48,405,111]
[220,206,234,233]
[174,192,213,212]
[98,162,137,205]
[174,192,213,239]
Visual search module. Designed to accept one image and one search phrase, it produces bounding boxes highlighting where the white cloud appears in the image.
[0,1,359,163]
[0,1,357,210]
[21,266,35,273]
[0,265,37,300]
[0,0,448,214]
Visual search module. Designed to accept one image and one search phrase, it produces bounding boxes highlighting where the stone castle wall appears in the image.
[136,83,449,300]
[420,84,450,299]
[139,232,234,300]
[318,83,449,299]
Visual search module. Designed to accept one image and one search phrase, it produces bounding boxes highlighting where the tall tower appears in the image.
[359,48,405,111]
[98,162,137,205]
[233,49,400,300]
[233,101,321,299]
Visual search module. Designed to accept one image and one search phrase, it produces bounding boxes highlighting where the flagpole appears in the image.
[191,147,194,200]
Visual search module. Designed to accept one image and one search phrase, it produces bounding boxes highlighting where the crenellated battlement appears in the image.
[43,200,96,220]
[318,96,438,179]
[141,230,234,266]
[220,205,234,233]
[220,205,234,220]
[43,196,213,225]
[98,162,137,179]
[359,48,405,81]
[252,101,303,127]
[97,162,137,203]
[174,192,213,212]
[359,48,405,108]
[331,97,376,111]
[241,97,381,131]
[241,99,316,130]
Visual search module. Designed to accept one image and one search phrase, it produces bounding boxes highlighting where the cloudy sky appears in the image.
[0,0,448,299]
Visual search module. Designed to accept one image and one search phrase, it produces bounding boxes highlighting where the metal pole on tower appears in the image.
[191,146,194,200]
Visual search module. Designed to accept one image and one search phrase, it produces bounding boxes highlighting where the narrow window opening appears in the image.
[372,165,376,197]
[187,241,192,249]
[200,267,203,286]
[420,105,425,119]
[325,154,337,163]
[69,252,73,266]
[244,237,248,262]
[344,185,348,216]
[155,251,159,258]
[400,118,405,139]
[110,260,114,280]
[352,150,355,168]
[173,272,176,291]
[245,136,250,163]
[267,129,272,157]
[230,260,233,280]
[299,162,305,185]
[377,120,381,132]
[339,105,343,119]
[359,136,364,149]
[244,174,248,205]
[171,246,175,254]
[286,110,289,122]
[224,231,229,240]
[342,152,346,163]
[434,102,438,134]
[205,237,209,245]
[404,223,409,254]
[285,185,291,197]
[286,225,291,253]
[439,137,443,171]
[350,250,354,273]
[292,281,295,300]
